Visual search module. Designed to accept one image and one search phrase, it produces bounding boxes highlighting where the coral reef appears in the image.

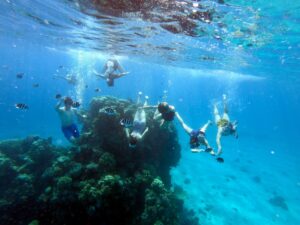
[0,96,198,225]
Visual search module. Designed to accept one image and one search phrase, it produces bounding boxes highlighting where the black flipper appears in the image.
[216,157,224,163]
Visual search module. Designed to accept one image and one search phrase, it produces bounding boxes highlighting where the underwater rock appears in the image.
[252,176,261,184]
[184,178,191,184]
[0,96,198,225]
[28,220,39,225]
[268,195,289,211]
[98,152,116,173]
[57,176,73,191]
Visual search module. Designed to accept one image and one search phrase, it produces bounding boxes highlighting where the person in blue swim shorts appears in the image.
[175,112,215,155]
[55,96,84,144]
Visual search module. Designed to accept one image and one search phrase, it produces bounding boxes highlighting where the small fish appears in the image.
[55,94,62,99]
[72,101,80,108]
[104,107,116,115]
[58,65,64,69]
[95,88,101,92]
[16,73,24,79]
[200,56,215,61]
[85,85,88,88]
[120,118,133,128]
[32,83,39,88]
[216,157,224,163]
[15,103,28,110]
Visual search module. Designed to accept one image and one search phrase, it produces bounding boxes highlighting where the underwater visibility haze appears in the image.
[0,0,300,224]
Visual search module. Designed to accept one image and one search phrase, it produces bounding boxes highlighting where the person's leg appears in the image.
[214,104,221,124]
[200,120,212,133]
[223,94,228,114]
[144,96,149,107]
[222,112,230,121]
[134,107,146,123]
[71,124,80,138]
[137,92,142,105]
[222,94,230,121]
[114,59,125,73]
[111,73,127,80]
[62,127,72,141]
[140,109,146,124]
[216,129,222,155]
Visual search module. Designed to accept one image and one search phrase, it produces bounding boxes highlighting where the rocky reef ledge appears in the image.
[0,96,199,225]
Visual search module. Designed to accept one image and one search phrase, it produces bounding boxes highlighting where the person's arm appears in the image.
[93,70,106,79]
[55,99,63,112]
[140,127,149,139]
[153,109,161,120]
[73,109,87,121]
[125,128,130,139]
[112,72,129,79]
[223,94,228,114]
[175,112,192,134]
[216,129,222,155]
[143,105,157,109]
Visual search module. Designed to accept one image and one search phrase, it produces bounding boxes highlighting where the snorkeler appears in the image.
[93,58,129,87]
[143,91,176,127]
[153,102,176,127]
[122,92,149,148]
[214,94,238,155]
[176,112,214,154]
[55,96,85,144]
[54,74,77,85]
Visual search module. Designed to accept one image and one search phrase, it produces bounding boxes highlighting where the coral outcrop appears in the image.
[0,96,199,225]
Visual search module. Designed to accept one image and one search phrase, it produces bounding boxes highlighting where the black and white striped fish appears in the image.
[104,107,116,115]
[55,94,62,99]
[15,103,28,110]
[120,118,133,128]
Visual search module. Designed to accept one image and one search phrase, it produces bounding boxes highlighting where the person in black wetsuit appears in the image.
[175,112,215,154]
[93,58,129,87]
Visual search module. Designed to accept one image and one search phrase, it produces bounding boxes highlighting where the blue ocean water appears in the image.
[0,0,299,224]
